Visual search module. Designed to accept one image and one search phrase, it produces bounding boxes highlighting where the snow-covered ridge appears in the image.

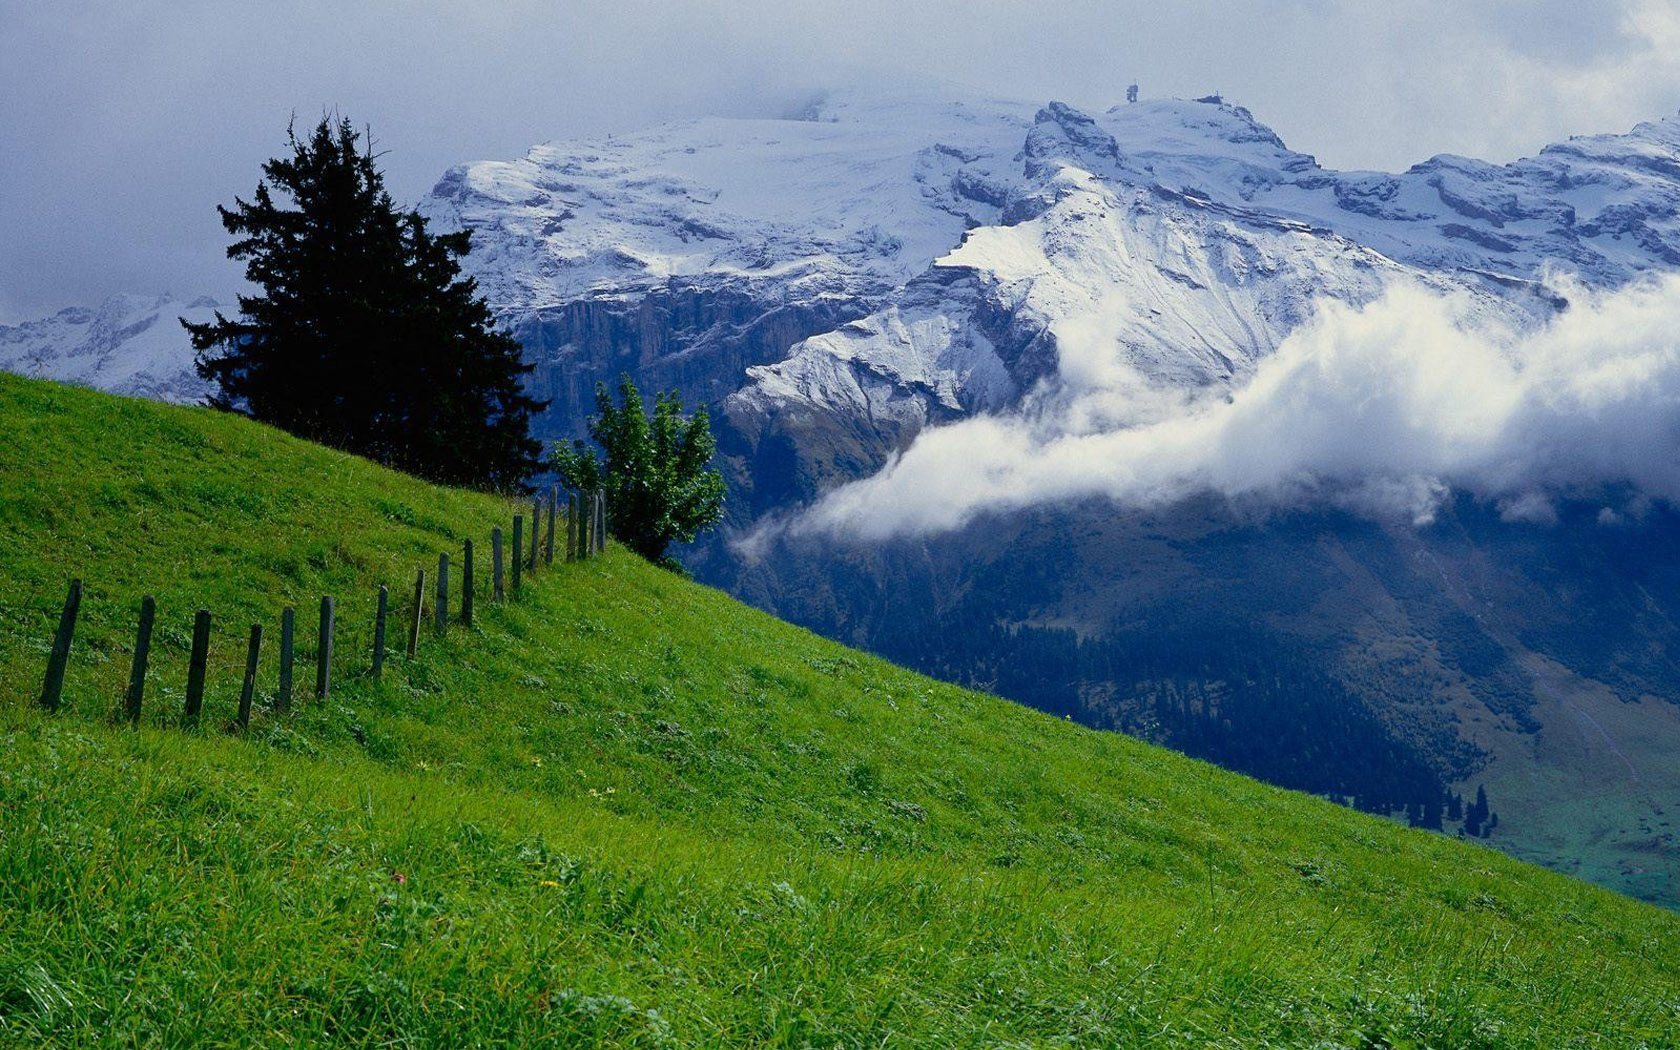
[428,87,1680,309]
[420,89,1042,310]
[0,293,217,403]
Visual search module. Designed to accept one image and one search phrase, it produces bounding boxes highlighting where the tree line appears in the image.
[882,610,1501,838]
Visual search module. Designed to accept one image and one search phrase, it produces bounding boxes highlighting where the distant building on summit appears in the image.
[1126,83,1139,103]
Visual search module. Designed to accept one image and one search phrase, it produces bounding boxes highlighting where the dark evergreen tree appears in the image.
[1463,783,1490,836]
[183,115,544,490]
[552,374,726,569]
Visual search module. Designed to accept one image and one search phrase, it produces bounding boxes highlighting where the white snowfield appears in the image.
[11,86,1680,430]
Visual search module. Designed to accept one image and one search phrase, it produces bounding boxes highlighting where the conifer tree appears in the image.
[183,115,544,490]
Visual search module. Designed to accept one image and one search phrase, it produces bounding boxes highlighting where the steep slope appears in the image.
[13,89,1680,907]
[4,374,1680,1047]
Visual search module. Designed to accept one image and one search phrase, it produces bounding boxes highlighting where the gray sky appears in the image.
[4,0,1678,322]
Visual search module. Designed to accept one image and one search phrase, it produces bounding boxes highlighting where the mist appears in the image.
[5,0,1680,322]
[788,276,1680,541]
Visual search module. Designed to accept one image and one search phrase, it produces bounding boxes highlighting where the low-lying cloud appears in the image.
[788,276,1680,541]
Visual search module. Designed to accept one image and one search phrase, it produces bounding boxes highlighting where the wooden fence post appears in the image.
[372,584,389,680]
[237,623,262,730]
[529,498,540,572]
[492,527,504,600]
[596,492,606,553]
[407,569,424,658]
[462,539,475,626]
[39,578,82,711]
[578,496,590,561]
[278,606,295,712]
[566,493,577,562]
[512,515,524,592]
[124,594,155,724]
[435,552,449,637]
[315,596,334,700]
[183,608,211,727]
[546,487,558,565]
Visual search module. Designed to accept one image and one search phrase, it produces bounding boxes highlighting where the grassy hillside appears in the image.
[1,371,1677,1048]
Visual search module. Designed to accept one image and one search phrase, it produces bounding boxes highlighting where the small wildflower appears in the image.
[392,872,407,885]
[538,880,559,888]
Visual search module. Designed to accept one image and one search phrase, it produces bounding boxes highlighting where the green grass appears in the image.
[1,370,1678,1048]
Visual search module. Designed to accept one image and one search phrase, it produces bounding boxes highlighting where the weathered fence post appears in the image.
[596,492,606,553]
[39,578,82,711]
[577,496,590,561]
[277,606,295,712]
[407,569,424,658]
[492,527,505,600]
[566,493,577,562]
[183,608,211,727]
[435,552,450,637]
[315,595,334,700]
[372,584,389,680]
[512,515,524,592]
[237,623,262,730]
[546,487,558,565]
[124,594,155,724]
[529,498,540,572]
[462,538,475,626]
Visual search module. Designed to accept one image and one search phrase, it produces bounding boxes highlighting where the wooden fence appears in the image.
[34,489,609,729]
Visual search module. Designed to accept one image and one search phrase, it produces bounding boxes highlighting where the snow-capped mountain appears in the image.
[420,87,1680,508]
[0,293,217,403]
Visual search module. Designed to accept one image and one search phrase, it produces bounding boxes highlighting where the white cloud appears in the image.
[790,276,1680,540]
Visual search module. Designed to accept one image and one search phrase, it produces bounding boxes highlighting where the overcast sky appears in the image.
[4,0,1679,322]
